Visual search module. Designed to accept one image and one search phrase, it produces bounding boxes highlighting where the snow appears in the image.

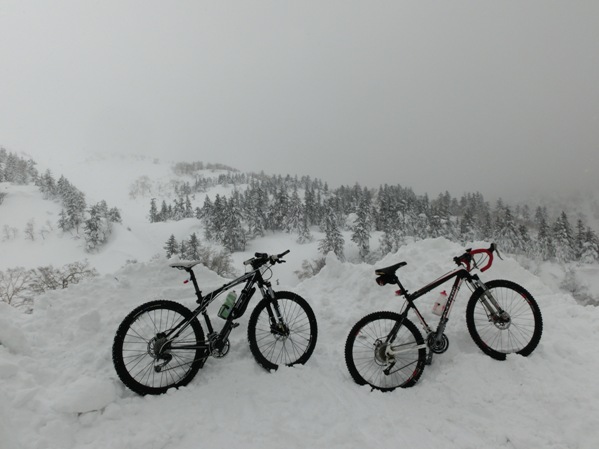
[1,153,599,449]
[1,238,598,449]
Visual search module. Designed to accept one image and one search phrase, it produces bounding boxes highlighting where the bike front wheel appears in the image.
[345,311,426,391]
[112,300,206,395]
[247,291,318,371]
[466,279,543,360]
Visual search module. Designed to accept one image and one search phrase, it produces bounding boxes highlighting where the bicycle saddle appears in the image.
[169,261,201,270]
[374,261,407,277]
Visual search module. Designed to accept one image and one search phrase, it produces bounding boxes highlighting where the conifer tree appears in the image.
[535,211,554,261]
[318,201,344,260]
[149,198,159,223]
[575,219,586,260]
[494,206,521,253]
[108,207,121,224]
[580,227,599,263]
[286,186,304,233]
[303,185,317,226]
[459,206,477,243]
[221,197,246,252]
[179,239,188,259]
[268,186,289,232]
[351,194,371,261]
[63,189,86,233]
[84,202,111,251]
[187,232,202,260]
[296,214,313,244]
[159,200,169,222]
[553,211,575,263]
[164,234,179,258]
[184,195,193,218]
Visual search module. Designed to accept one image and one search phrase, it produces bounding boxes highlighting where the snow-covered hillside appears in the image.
[0,152,241,274]
[1,238,598,449]
[1,152,599,449]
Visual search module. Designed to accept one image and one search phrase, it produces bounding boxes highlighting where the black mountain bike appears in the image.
[113,250,318,395]
[345,244,543,391]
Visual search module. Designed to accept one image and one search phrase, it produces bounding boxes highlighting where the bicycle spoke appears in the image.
[346,313,425,390]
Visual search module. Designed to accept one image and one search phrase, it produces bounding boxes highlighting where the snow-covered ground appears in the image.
[1,237,598,449]
[1,152,598,448]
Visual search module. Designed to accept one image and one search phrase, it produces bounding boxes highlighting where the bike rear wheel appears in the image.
[345,311,426,391]
[112,300,205,395]
[466,279,543,360]
[247,291,318,371]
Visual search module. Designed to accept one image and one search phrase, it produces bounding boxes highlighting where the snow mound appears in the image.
[1,239,599,449]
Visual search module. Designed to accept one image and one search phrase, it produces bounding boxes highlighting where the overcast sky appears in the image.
[1,1,598,200]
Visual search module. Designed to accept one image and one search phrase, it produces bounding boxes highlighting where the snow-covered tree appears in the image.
[164,234,179,258]
[221,197,246,252]
[351,195,371,261]
[494,206,521,253]
[296,214,313,244]
[84,201,112,252]
[286,186,304,234]
[149,198,159,223]
[579,227,599,263]
[187,232,202,260]
[553,211,575,263]
[318,201,344,260]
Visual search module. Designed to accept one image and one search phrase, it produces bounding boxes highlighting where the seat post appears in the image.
[394,277,409,297]
[187,268,203,302]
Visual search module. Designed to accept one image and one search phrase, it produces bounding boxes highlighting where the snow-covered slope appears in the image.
[0,152,237,274]
[1,152,598,448]
[1,238,598,449]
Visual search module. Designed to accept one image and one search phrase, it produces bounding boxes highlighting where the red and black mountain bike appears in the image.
[345,244,543,391]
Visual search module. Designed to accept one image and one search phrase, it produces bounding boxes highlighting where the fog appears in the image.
[1,0,598,199]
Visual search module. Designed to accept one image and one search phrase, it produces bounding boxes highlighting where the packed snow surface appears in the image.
[1,238,598,449]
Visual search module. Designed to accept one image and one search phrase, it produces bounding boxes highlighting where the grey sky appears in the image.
[1,1,598,200]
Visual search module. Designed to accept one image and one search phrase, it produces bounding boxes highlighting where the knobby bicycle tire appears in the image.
[247,291,318,371]
[112,300,205,395]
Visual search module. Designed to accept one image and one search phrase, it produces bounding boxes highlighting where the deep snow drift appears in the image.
[1,238,598,449]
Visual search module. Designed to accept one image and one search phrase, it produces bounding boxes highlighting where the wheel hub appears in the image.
[492,312,512,330]
[271,322,290,341]
[373,340,392,366]
[149,333,173,372]
[148,333,170,359]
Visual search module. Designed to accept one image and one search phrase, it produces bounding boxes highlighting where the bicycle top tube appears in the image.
[374,243,500,298]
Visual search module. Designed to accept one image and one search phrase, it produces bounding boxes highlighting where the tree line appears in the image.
[150,166,599,265]
[0,148,122,251]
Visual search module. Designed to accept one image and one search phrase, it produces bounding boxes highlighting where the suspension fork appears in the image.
[259,283,288,333]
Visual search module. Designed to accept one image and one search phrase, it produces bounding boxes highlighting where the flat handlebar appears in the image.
[243,250,290,269]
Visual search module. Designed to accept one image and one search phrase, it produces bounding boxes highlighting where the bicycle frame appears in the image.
[163,262,282,356]
[385,247,506,358]
[390,268,474,343]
